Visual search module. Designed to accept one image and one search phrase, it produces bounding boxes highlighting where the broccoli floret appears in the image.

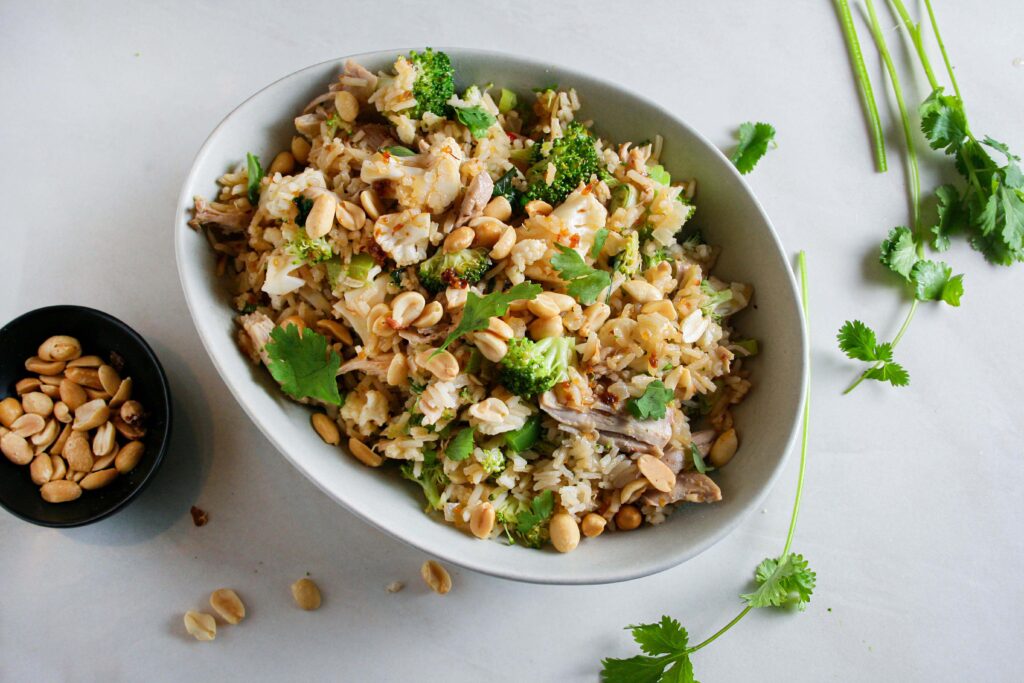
[417,248,492,294]
[642,244,669,270]
[608,183,637,214]
[400,449,448,511]
[288,229,333,264]
[408,48,454,118]
[479,448,506,476]
[498,337,574,397]
[523,121,603,206]
[494,490,554,548]
[613,231,641,277]
[699,281,734,322]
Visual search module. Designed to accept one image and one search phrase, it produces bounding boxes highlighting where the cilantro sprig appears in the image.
[454,105,497,140]
[551,244,611,305]
[729,122,775,175]
[836,0,1018,393]
[433,282,542,356]
[625,381,674,421]
[265,325,341,405]
[601,253,815,683]
[444,425,475,462]
[245,152,263,205]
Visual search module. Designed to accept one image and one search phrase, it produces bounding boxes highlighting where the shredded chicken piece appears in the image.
[238,312,275,365]
[332,60,379,103]
[339,355,394,380]
[644,471,722,507]
[538,391,672,454]
[189,196,251,232]
[454,172,494,228]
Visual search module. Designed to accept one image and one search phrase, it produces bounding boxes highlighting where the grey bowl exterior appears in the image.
[174,48,806,584]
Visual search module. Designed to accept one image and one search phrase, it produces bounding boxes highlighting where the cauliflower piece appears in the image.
[360,150,407,182]
[394,136,463,214]
[549,186,608,257]
[368,55,418,114]
[648,186,695,246]
[340,389,390,435]
[506,239,547,285]
[372,209,432,266]
[262,247,304,296]
[333,275,388,344]
[260,168,326,222]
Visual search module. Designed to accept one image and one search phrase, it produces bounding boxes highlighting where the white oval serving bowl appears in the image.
[175,48,806,585]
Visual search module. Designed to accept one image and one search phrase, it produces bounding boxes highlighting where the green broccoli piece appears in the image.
[642,244,669,270]
[612,231,641,277]
[417,248,492,294]
[608,183,637,214]
[479,448,506,476]
[699,281,733,322]
[498,337,574,397]
[407,48,454,118]
[495,490,554,548]
[288,229,333,264]
[523,121,603,206]
[400,449,448,511]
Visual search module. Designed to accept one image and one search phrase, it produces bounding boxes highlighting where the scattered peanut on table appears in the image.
[0,335,149,502]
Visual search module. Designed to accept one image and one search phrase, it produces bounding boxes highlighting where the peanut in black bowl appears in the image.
[0,306,171,527]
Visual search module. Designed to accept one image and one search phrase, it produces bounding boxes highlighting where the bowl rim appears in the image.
[174,47,807,584]
[0,304,173,528]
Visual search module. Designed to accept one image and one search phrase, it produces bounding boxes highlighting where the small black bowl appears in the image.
[0,306,171,527]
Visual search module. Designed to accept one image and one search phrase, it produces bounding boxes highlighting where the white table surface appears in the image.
[2,1,1023,680]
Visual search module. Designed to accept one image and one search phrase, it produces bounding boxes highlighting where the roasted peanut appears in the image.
[25,357,65,375]
[419,349,459,381]
[637,454,675,493]
[50,454,67,481]
[305,192,337,239]
[549,512,581,553]
[420,560,451,595]
[482,195,512,221]
[470,502,496,539]
[291,135,311,164]
[359,188,383,220]
[485,317,514,341]
[268,150,295,176]
[11,413,45,438]
[184,611,217,641]
[65,367,103,390]
[98,365,122,395]
[38,335,82,362]
[210,589,246,624]
[619,478,648,504]
[80,469,118,490]
[524,199,552,217]
[1,432,33,465]
[51,424,71,456]
[113,440,144,473]
[63,431,94,472]
[73,399,110,432]
[40,480,82,503]
[59,379,88,410]
[315,319,354,345]
[22,392,53,418]
[348,437,382,467]
[291,578,322,610]
[468,216,505,247]
[581,513,607,538]
[412,301,444,328]
[67,355,102,368]
[708,428,738,468]
[335,200,366,231]
[92,421,117,457]
[623,279,662,303]
[0,397,23,427]
[473,331,508,362]
[391,291,426,328]
[311,413,340,445]
[386,353,409,387]
[333,90,359,122]
[53,401,72,424]
[443,226,475,253]
[30,419,59,449]
[489,225,516,260]
[108,378,133,408]
[527,294,560,319]
[15,378,41,395]
[615,504,642,530]
[641,299,678,320]
[528,315,563,340]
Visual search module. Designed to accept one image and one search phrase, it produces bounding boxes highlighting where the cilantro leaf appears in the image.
[741,553,816,610]
[689,443,713,474]
[930,184,967,251]
[836,320,879,362]
[434,282,542,355]
[514,489,554,541]
[647,164,671,185]
[493,168,521,207]
[551,244,611,305]
[879,226,918,280]
[910,260,964,306]
[920,88,968,153]
[246,152,263,204]
[383,145,416,157]
[865,360,909,387]
[455,105,497,140]
[445,426,475,461]
[626,381,674,421]
[590,227,609,259]
[504,413,541,453]
[601,616,696,683]
[264,325,341,405]
[730,122,776,175]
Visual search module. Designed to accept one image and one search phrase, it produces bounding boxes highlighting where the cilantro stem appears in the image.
[835,0,888,173]
[844,0,925,395]
[922,0,961,101]
[887,0,939,91]
[688,252,813,655]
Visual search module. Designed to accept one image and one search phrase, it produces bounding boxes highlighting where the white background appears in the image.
[2,1,1023,680]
